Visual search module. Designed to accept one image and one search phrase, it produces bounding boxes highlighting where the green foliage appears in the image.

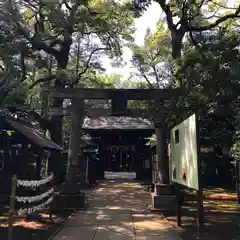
[179,31,240,103]
[134,0,240,62]
[62,116,72,141]
[0,0,136,103]
[130,24,173,88]
[230,140,240,162]
[0,16,30,107]
[96,74,122,88]
[145,134,156,147]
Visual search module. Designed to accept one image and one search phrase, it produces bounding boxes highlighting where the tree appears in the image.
[130,23,173,88]
[131,4,240,183]
[0,10,30,107]
[4,0,135,147]
[134,0,240,87]
[0,0,135,186]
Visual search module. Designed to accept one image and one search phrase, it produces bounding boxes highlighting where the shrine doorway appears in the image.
[104,145,136,172]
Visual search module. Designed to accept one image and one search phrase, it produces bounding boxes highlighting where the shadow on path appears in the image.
[52,180,182,240]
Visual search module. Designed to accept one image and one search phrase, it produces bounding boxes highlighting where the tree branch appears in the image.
[20,49,27,82]
[211,1,239,10]
[156,0,175,31]
[29,75,56,89]
[8,0,60,58]
[138,68,153,88]
[70,46,110,87]
[15,20,60,58]
[151,65,160,85]
[188,4,240,31]
[0,71,11,87]
[63,0,72,11]
[189,31,199,47]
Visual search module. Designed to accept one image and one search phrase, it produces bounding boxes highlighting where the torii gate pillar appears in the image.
[151,124,176,211]
[155,123,169,185]
[65,98,85,192]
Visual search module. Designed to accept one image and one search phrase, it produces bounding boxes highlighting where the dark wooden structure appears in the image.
[82,116,154,180]
[0,113,62,194]
[43,87,182,187]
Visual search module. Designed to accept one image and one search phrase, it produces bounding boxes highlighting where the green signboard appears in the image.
[170,113,199,190]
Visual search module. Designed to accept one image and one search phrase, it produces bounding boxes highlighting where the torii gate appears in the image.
[43,87,183,190]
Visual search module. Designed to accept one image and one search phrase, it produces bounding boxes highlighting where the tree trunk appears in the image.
[47,59,68,180]
[171,36,182,60]
[49,99,64,146]
[48,57,69,147]
[170,28,186,89]
[48,98,64,181]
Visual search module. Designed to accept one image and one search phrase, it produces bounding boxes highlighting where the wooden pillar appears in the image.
[66,98,84,191]
[135,144,142,180]
[155,123,169,184]
[98,144,105,180]
[36,152,42,179]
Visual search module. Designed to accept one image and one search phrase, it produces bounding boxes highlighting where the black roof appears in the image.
[0,114,62,151]
[82,116,154,130]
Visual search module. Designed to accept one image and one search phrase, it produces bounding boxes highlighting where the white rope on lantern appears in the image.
[17,174,54,188]
[16,188,54,203]
[17,196,53,216]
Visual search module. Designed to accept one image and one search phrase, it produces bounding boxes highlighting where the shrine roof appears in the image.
[82,116,154,130]
[0,113,62,151]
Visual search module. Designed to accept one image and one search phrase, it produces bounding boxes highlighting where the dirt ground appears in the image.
[163,188,240,240]
[0,204,74,240]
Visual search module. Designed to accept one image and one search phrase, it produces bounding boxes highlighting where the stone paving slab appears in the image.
[135,235,174,240]
[52,226,97,240]
[95,225,135,240]
[52,179,182,240]
[132,213,168,230]
[67,211,133,226]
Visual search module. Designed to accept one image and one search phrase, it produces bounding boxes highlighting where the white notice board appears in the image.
[170,113,199,190]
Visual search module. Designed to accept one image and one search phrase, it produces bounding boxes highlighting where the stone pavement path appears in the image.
[52,180,182,240]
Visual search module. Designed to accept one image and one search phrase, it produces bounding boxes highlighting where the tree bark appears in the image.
[171,31,184,60]
[47,59,69,179]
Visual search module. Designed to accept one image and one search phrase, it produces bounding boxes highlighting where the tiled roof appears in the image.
[1,116,62,151]
[82,117,154,130]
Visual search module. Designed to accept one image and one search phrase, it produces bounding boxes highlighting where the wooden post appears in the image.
[41,81,49,138]
[49,176,55,222]
[174,183,182,227]
[49,190,54,221]
[86,156,89,182]
[196,189,204,239]
[8,175,17,240]
[236,161,240,204]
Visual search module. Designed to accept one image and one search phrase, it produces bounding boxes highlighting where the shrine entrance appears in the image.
[43,87,183,186]
[104,145,135,172]
[81,116,154,180]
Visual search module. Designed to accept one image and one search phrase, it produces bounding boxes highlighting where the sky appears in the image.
[102,2,162,80]
[102,0,240,81]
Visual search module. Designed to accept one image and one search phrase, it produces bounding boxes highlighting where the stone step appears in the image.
[154,184,175,195]
[151,193,177,211]
[54,192,86,211]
